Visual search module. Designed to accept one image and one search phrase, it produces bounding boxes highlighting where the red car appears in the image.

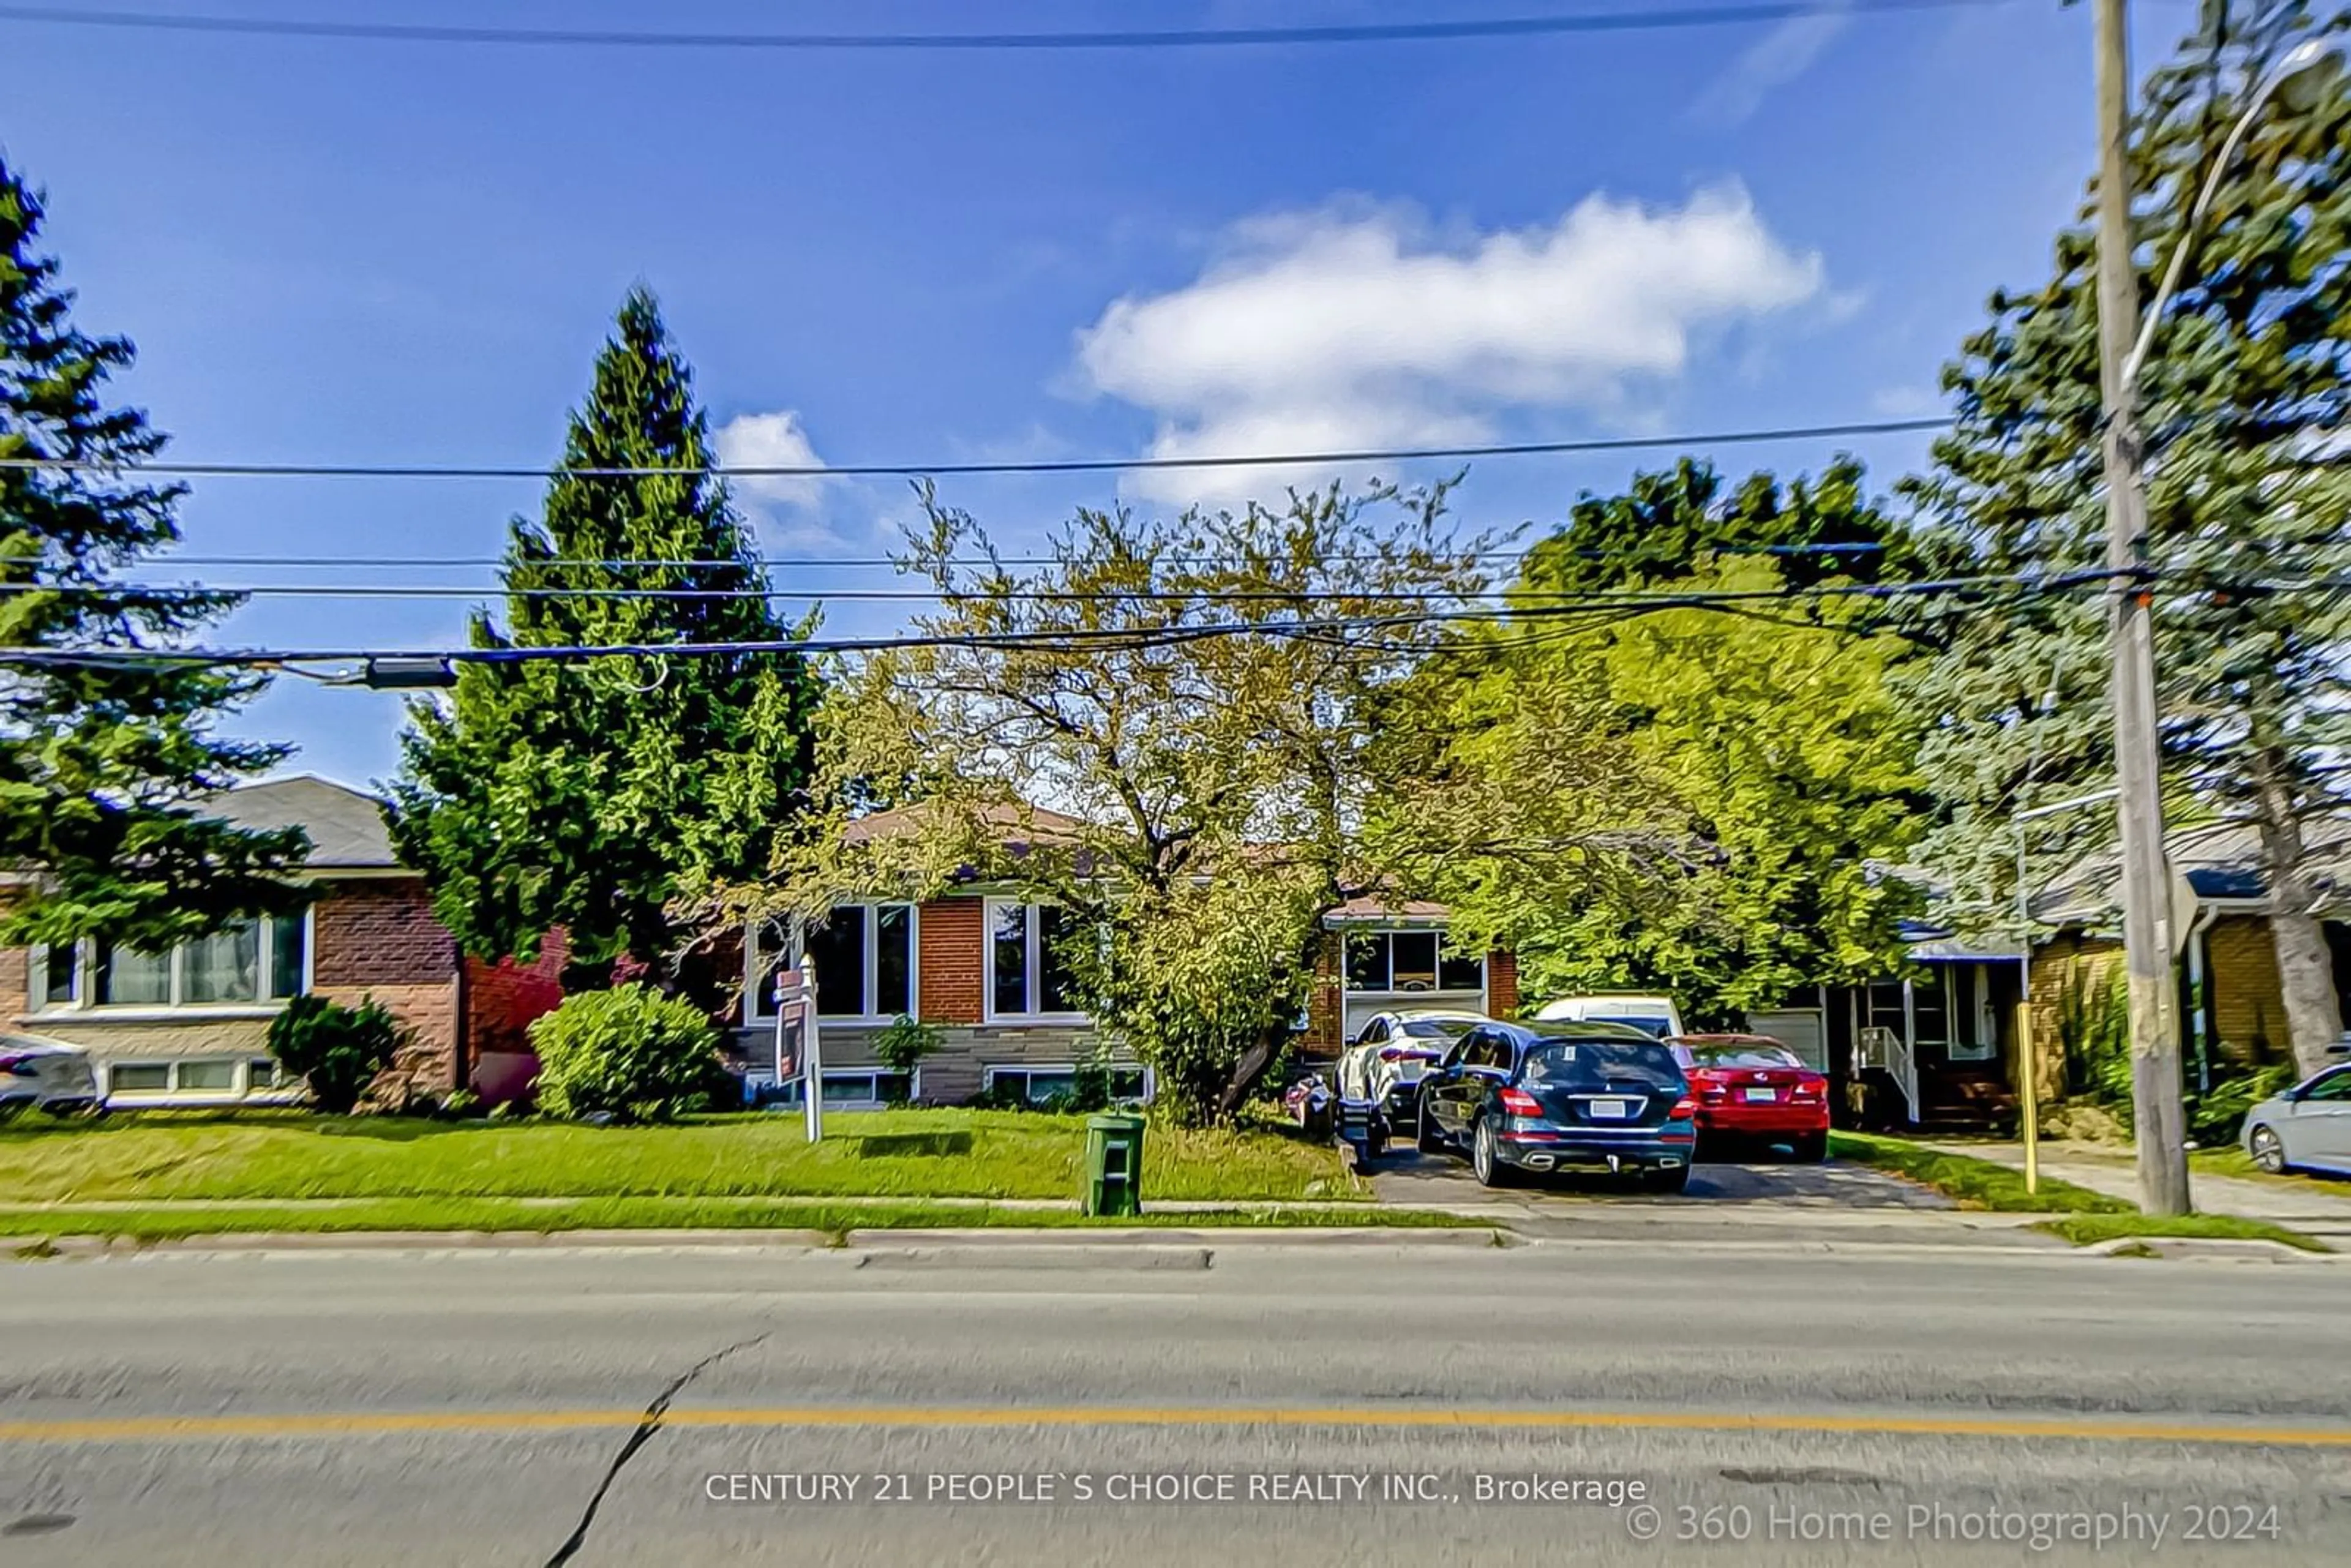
[1668,1035,1829,1161]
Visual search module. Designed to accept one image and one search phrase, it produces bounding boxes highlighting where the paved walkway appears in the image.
[1922,1139,2351,1239]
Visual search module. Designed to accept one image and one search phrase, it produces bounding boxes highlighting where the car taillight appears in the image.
[0,1053,36,1076]
[1498,1087,1543,1118]
[1791,1078,1824,1100]
[1670,1095,1697,1119]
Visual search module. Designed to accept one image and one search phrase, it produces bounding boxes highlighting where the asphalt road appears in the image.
[5,1238,2347,1566]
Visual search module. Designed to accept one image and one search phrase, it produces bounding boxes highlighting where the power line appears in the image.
[0,569,2152,677]
[0,2,2006,54]
[138,543,1895,571]
[0,416,1951,482]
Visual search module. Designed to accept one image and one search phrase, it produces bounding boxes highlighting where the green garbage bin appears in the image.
[1084,1112,1147,1217]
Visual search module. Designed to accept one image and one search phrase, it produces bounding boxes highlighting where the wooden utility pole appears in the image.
[2091,0,2191,1215]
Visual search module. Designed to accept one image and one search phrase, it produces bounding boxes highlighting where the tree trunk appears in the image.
[2250,747,2346,1078]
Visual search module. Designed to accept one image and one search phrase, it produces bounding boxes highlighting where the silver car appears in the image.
[2242,1063,2351,1178]
[1337,1010,1487,1143]
[0,1033,100,1117]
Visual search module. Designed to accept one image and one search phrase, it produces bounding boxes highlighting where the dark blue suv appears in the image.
[1417,1020,1697,1191]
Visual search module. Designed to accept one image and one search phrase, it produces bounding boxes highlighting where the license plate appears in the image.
[1588,1098,1632,1119]
[1743,1087,1778,1103]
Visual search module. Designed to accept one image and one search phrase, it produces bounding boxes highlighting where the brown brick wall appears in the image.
[2206,913,2289,1065]
[2025,933,2123,1103]
[918,897,986,1023]
[313,879,459,989]
[1487,949,1520,1018]
[1304,932,1343,1058]
[312,878,462,1095]
[0,937,26,1022]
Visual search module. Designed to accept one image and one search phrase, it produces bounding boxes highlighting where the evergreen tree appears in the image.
[1521,456,1895,593]
[1902,1,2351,1073]
[385,290,821,999]
[0,153,306,948]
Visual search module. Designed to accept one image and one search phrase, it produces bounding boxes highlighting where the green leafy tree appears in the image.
[1902,0,2351,1073]
[719,482,1662,1124]
[0,153,307,950]
[386,290,821,1003]
[1394,464,1924,1026]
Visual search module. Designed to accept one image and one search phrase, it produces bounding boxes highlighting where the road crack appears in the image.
[542,1332,770,1566]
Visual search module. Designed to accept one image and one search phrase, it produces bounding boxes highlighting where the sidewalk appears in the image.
[1922,1139,2351,1240]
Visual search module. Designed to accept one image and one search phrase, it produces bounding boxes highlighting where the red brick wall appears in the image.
[1487,949,1520,1018]
[919,897,985,1023]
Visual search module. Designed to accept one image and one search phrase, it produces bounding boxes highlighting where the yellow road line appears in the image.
[2,1406,2349,1448]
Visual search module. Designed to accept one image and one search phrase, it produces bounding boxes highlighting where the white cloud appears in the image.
[1689,6,1854,129]
[1074,186,1826,505]
[713,408,831,511]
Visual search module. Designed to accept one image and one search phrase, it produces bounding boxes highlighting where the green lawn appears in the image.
[1,1196,1474,1248]
[1829,1131,2135,1214]
[0,1109,1360,1206]
[2031,1212,2330,1254]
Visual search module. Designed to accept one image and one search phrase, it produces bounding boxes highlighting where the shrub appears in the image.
[2188,1062,2298,1147]
[268,994,405,1114]
[1068,1041,1115,1114]
[527,983,723,1123]
[871,1014,941,1100]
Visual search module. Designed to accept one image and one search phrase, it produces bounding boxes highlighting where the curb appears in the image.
[2082,1235,2341,1263]
[5,1221,1510,1261]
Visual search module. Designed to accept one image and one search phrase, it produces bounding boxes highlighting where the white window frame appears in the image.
[100,1055,304,1105]
[749,1066,919,1112]
[983,899,1090,1024]
[981,1062,1153,1106]
[29,910,315,1021]
[1340,926,1487,999]
[743,906,919,1026]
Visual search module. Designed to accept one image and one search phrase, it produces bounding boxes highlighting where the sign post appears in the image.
[799,956,823,1144]
[769,957,822,1142]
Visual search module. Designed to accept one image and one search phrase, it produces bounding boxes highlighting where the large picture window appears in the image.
[988,902,1083,1019]
[1343,929,1484,995]
[746,906,917,1022]
[35,915,309,1013]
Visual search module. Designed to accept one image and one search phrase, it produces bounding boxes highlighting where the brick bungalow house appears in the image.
[729,805,1520,1108]
[1,775,562,1106]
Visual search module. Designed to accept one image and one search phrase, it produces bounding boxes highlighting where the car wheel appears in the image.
[1643,1165,1692,1195]
[2249,1124,2290,1175]
[1363,1119,1389,1161]
[1417,1103,1446,1154]
[1472,1117,1512,1188]
[1793,1131,1828,1164]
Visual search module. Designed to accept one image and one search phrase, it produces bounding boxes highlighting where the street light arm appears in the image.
[2120,86,2276,394]
[2121,39,2341,395]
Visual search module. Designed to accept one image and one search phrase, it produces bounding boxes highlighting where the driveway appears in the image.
[1367,1146,1953,1210]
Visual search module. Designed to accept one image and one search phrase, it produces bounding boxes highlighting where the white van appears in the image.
[1529,994,1685,1039]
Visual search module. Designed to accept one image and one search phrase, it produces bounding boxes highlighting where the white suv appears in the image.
[1530,994,1685,1040]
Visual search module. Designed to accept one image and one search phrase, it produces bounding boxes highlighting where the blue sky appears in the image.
[3,1,2194,786]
